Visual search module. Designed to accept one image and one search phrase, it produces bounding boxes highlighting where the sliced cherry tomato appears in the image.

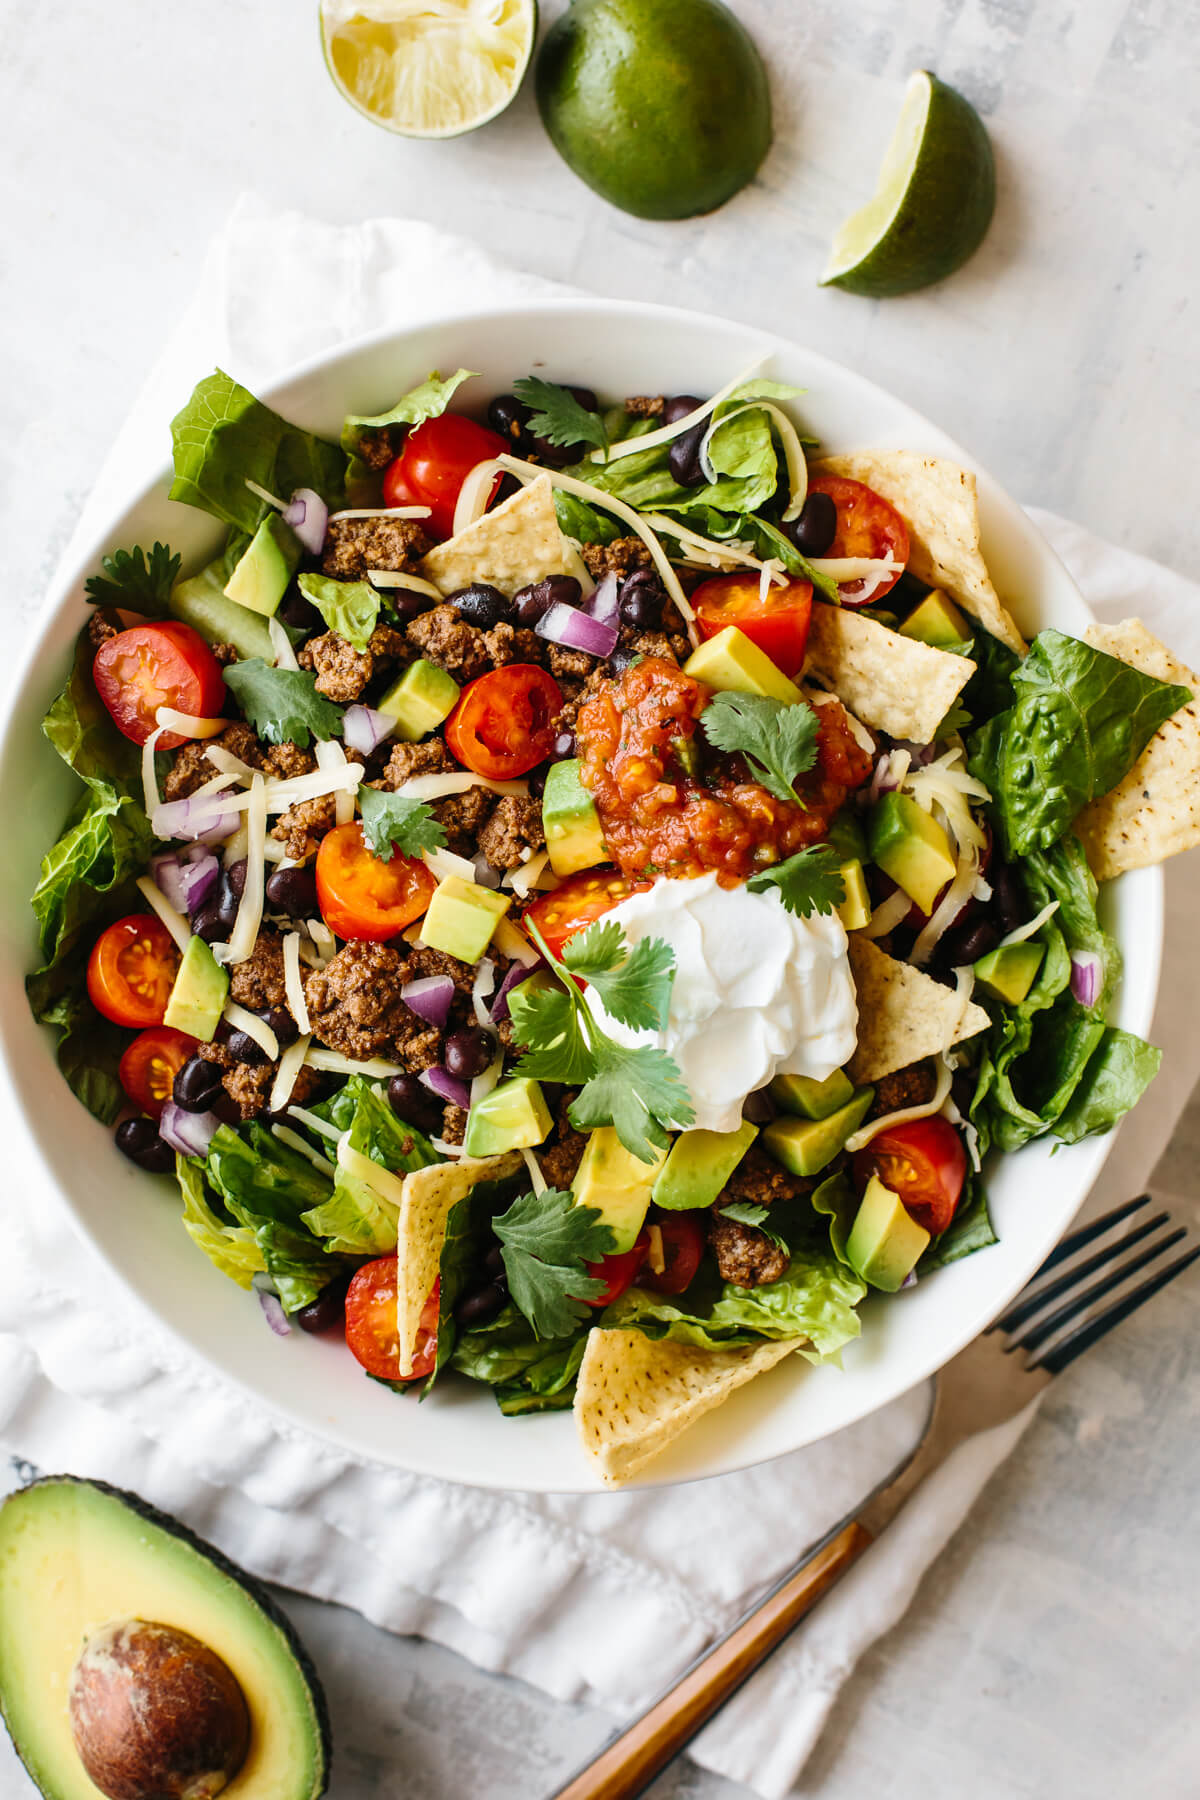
[524,868,648,959]
[118,1026,197,1118]
[806,474,910,607]
[345,1263,439,1380]
[640,1212,706,1296]
[444,664,562,780]
[853,1117,967,1238]
[316,822,437,941]
[87,915,181,1029]
[383,413,508,539]
[93,622,226,748]
[582,1232,651,1309]
[692,573,813,676]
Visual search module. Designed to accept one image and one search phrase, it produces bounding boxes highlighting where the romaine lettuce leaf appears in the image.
[919,1168,997,1269]
[177,1155,265,1290]
[1052,1027,1162,1143]
[450,1304,588,1415]
[340,368,477,459]
[300,1077,439,1255]
[170,370,347,535]
[603,1249,866,1361]
[297,572,380,655]
[553,489,620,546]
[203,1123,356,1312]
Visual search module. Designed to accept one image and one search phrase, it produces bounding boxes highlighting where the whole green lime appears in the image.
[536,0,772,220]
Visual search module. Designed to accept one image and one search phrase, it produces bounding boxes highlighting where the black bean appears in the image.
[618,584,665,630]
[454,1284,508,1330]
[387,1074,443,1136]
[277,589,322,635]
[294,1275,352,1335]
[514,575,582,627]
[443,1026,494,1082]
[115,1118,175,1173]
[482,1244,506,1280]
[487,394,530,445]
[226,859,248,899]
[447,583,513,629]
[552,730,576,759]
[663,394,704,425]
[989,862,1026,935]
[668,420,708,488]
[526,762,551,798]
[787,491,838,557]
[569,385,599,414]
[940,918,999,968]
[266,865,318,916]
[226,1029,270,1067]
[190,904,226,944]
[386,589,438,626]
[212,1089,241,1127]
[173,1055,224,1114]
[262,1006,299,1048]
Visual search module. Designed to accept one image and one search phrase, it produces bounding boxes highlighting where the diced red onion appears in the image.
[419,1066,472,1110]
[151,849,220,916]
[153,795,240,845]
[283,488,329,555]
[257,1288,292,1337]
[901,1270,919,1290]
[401,975,456,1028]
[534,601,619,659]
[342,704,395,756]
[1070,951,1103,1009]
[742,1087,776,1124]
[159,1102,221,1159]
[868,752,902,805]
[586,571,621,628]
[491,958,541,1023]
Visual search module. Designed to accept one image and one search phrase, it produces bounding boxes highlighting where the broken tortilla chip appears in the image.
[421,473,567,598]
[395,1151,522,1376]
[813,451,1024,654]
[575,1328,802,1486]
[1074,620,1200,880]
[847,936,990,1083]
[806,603,974,743]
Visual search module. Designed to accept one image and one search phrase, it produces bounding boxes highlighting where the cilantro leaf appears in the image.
[718,1200,787,1251]
[509,983,596,1086]
[298,573,380,655]
[700,691,820,804]
[492,1187,615,1339]
[84,542,181,617]
[512,376,608,456]
[748,845,846,919]
[561,923,676,1032]
[222,659,344,748]
[357,786,445,862]
[570,1041,694,1162]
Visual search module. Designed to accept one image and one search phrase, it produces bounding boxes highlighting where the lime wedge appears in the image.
[821,70,995,297]
[320,0,537,139]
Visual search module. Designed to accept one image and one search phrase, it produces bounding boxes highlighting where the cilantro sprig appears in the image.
[492,1187,615,1339]
[357,785,446,862]
[222,660,344,748]
[84,541,181,616]
[700,691,819,804]
[509,918,694,1163]
[512,376,609,457]
[747,845,846,920]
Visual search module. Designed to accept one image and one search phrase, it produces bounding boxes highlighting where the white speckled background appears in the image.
[3,1,1200,1794]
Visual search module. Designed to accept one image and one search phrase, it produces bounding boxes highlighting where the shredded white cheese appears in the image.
[134,875,192,952]
[645,1223,667,1277]
[223,774,267,965]
[223,824,249,866]
[642,513,777,580]
[700,400,808,521]
[367,570,445,598]
[520,1148,546,1195]
[845,1058,954,1154]
[491,916,539,968]
[329,506,432,521]
[942,1088,982,1172]
[508,850,551,900]
[471,959,497,1029]
[155,706,226,740]
[470,1049,504,1111]
[423,845,477,884]
[860,887,913,940]
[263,764,361,814]
[206,745,257,782]
[282,932,311,1034]
[452,459,505,536]
[805,556,903,582]
[398,772,529,803]
[305,919,337,967]
[222,1001,280,1060]
[141,724,167,819]
[337,1137,407,1208]
[268,616,300,672]
[997,900,1060,948]
[315,739,355,827]
[430,1137,466,1159]
[304,1046,405,1079]
[271,1122,336,1176]
[286,1103,342,1143]
[595,360,768,463]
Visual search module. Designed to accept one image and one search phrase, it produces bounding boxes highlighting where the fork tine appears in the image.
[1006,1227,1188,1355]
[994,1212,1171,1334]
[1032,1244,1200,1376]
[1035,1193,1152,1275]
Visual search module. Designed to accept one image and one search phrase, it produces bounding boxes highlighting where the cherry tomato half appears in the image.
[582,1232,651,1309]
[87,915,181,1029]
[444,664,562,780]
[383,413,508,540]
[806,474,910,607]
[692,573,813,676]
[93,622,226,748]
[524,868,648,960]
[119,1025,197,1118]
[316,822,437,942]
[853,1116,967,1238]
[640,1212,706,1296]
[345,1263,439,1381]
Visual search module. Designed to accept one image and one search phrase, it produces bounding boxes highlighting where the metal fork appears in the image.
[552,1195,1199,1800]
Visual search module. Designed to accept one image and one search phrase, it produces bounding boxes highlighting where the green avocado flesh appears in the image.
[899,588,968,649]
[573,1126,665,1250]
[377,658,460,742]
[761,1087,874,1177]
[769,1067,854,1122]
[845,1176,930,1291]
[463,1076,552,1157]
[171,563,276,663]
[868,791,957,916]
[0,1477,329,1800]
[974,940,1044,1005]
[652,1119,758,1211]
[542,758,606,877]
[164,934,229,1042]
[224,514,303,619]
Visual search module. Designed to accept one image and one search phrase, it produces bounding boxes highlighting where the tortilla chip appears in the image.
[813,451,1025,654]
[575,1328,802,1486]
[420,474,567,597]
[395,1152,522,1375]
[806,603,974,743]
[1074,620,1200,880]
[847,936,990,1083]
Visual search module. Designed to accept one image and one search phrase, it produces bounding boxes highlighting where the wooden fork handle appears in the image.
[551,1520,874,1800]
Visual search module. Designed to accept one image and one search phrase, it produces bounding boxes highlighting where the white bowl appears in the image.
[0,300,1162,1492]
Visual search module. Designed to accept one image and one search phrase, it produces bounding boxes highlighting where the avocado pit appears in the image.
[68,1618,250,1800]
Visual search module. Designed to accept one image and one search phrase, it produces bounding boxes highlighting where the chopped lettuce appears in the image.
[297,572,380,655]
[1052,1028,1163,1144]
[341,368,477,459]
[553,489,620,547]
[450,1305,588,1415]
[920,1169,998,1269]
[603,1250,866,1361]
[204,1123,355,1312]
[170,369,347,536]
[301,1077,439,1255]
[177,1155,266,1289]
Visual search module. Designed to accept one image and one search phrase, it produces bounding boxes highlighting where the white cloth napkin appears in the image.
[2,197,1198,1799]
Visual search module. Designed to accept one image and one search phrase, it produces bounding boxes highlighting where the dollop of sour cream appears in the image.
[583,872,858,1134]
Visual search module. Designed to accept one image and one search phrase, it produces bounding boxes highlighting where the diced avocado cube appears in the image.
[868,792,957,916]
[683,627,803,706]
[171,562,276,662]
[377,659,460,743]
[163,935,229,1042]
[769,1068,855,1121]
[222,513,303,619]
[761,1086,874,1178]
[825,811,868,865]
[974,940,1044,1005]
[542,759,607,878]
[463,1076,552,1157]
[845,1175,930,1291]
[652,1119,758,1212]
[837,859,872,931]
[420,876,510,964]
[899,588,970,650]
[572,1126,667,1251]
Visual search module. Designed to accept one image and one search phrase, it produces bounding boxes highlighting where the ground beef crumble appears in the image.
[380,737,454,789]
[708,1213,789,1288]
[227,928,290,1013]
[196,1041,323,1122]
[321,515,431,580]
[435,786,495,857]
[867,1061,937,1120]
[537,1092,587,1190]
[163,725,316,803]
[481,621,545,667]
[405,605,491,682]
[477,796,545,870]
[299,624,408,703]
[581,537,652,581]
[303,941,478,1068]
[624,395,665,418]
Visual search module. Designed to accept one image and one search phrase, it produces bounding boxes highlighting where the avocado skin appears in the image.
[0,1475,331,1799]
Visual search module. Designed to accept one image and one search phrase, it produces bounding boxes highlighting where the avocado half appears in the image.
[0,1477,330,1800]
